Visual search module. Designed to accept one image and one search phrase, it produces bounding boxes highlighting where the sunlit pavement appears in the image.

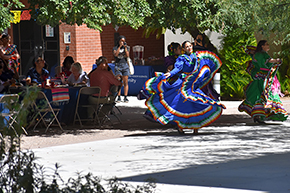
[33,97,290,193]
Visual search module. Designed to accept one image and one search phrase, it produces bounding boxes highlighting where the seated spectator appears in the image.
[88,56,122,119]
[0,57,18,86]
[26,57,50,85]
[61,62,89,86]
[89,58,113,78]
[0,59,12,93]
[61,56,74,77]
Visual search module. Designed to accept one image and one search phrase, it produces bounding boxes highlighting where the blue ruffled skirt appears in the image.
[142,51,226,130]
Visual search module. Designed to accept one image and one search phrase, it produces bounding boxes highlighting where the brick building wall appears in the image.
[59,24,164,74]
[14,0,165,74]
[59,24,103,73]
[59,24,76,68]
[101,25,164,63]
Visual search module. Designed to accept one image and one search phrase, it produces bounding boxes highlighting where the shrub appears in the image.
[276,43,290,94]
[219,30,256,100]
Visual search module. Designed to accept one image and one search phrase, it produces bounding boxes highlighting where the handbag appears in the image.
[127,57,134,75]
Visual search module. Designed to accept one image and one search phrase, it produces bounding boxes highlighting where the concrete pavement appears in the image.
[32,97,290,193]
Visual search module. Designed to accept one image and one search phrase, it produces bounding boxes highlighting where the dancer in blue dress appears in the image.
[142,41,225,134]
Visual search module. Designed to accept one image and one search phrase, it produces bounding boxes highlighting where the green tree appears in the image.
[142,0,223,51]
[217,0,290,44]
[27,0,152,32]
[0,0,24,32]
[142,0,290,48]
[2,0,290,47]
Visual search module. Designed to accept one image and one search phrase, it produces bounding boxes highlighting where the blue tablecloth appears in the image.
[0,94,8,126]
[0,94,19,127]
[42,87,81,125]
[108,64,166,96]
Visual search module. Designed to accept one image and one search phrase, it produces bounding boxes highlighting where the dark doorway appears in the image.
[13,20,59,76]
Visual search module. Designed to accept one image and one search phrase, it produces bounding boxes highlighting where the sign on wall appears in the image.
[45,25,54,37]
[64,32,71,44]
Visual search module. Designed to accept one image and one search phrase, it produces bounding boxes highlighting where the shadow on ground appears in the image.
[26,106,287,138]
[121,152,290,193]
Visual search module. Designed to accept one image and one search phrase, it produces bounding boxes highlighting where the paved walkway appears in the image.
[32,97,290,193]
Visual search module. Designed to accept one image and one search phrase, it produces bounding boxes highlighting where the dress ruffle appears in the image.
[239,65,288,121]
[144,51,225,130]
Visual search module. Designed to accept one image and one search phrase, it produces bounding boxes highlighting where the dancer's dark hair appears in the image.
[167,42,180,56]
[255,40,267,53]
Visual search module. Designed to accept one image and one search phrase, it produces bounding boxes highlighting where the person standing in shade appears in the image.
[0,33,21,74]
[193,33,207,51]
[113,35,130,103]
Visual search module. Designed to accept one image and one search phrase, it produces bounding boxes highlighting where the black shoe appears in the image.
[116,96,121,103]
[123,96,129,103]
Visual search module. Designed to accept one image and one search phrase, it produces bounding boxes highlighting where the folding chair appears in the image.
[106,96,122,125]
[95,96,117,127]
[0,94,26,136]
[106,85,122,124]
[73,86,103,128]
[28,91,63,133]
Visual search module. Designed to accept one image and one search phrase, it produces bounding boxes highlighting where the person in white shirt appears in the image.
[61,62,89,86]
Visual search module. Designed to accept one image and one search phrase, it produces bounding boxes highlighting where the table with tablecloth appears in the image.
[108,64,166,96]
[3,63,167,125]
[42,65,167,125]
[42,87,81,125]
[2,87,85,127]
